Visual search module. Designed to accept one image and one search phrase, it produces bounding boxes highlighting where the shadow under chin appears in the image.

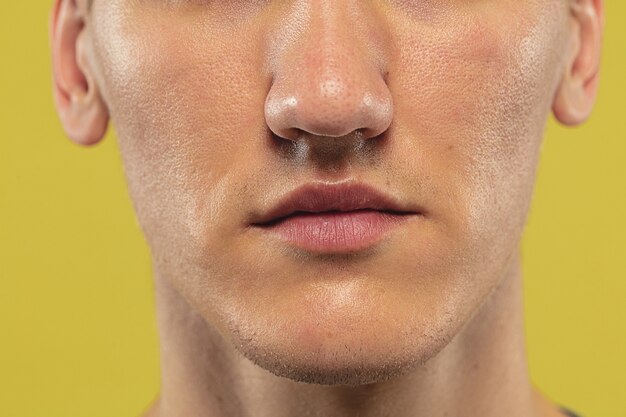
[234,339,433,386]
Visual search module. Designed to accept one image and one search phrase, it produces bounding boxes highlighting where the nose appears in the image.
[264,1,394,142]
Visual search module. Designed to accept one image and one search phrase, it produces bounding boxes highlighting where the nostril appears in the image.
[264,60,393,142]
[265,93,300,141]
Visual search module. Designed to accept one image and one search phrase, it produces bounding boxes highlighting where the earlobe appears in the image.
[552,0,603,126]
[50,0,109,146]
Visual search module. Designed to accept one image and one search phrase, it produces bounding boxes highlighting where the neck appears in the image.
[147,253,544,417]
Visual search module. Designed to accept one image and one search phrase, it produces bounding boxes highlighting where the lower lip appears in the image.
[255,210,415,253]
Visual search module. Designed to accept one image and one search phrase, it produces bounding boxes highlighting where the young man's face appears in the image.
[61,0,595,384]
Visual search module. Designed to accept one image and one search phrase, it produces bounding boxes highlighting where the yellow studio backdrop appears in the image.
[0,2,624,417]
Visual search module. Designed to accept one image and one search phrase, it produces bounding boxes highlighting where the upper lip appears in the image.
[251,181,421,226]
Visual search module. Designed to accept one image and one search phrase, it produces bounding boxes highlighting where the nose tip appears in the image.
[264,0,394,144]
[265,68,394,140]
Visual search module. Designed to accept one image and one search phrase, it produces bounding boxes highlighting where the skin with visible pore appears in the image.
[50,0,603,416]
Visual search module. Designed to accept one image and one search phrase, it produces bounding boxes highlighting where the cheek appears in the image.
[394,8,549,139]
[92,9,267,248]
[98,15,247,151]
[391,4,564,260]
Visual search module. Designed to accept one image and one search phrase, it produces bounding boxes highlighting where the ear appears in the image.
[49,0,109,146]
[552,0,604,126]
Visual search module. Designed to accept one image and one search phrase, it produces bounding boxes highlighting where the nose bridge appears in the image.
[264,0,393,141]
[306,1,366,69]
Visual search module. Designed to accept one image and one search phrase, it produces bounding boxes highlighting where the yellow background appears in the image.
[1,2,624,416]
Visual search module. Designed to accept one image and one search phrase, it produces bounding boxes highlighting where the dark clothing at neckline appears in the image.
[560,406,583,417]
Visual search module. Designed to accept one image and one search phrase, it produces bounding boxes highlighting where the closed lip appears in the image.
[250,181,422,226]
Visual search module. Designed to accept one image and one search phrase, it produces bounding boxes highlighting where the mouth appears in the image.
[250,182,422,253]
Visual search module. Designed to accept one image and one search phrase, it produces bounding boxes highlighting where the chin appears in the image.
[238,345,420,386]
[225,296,459,386]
